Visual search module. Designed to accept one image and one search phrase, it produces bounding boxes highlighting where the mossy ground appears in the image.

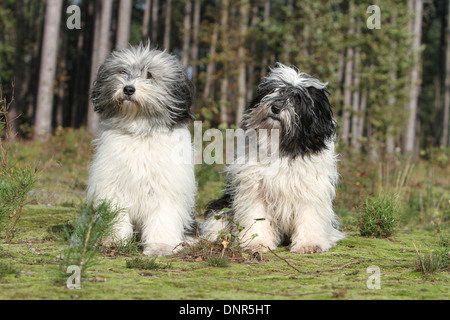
[0,131,448,300]
[0,205,448,300]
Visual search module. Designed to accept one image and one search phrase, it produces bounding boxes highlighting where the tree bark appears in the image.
[404,0,423,157]
[342,2,355,144]
[87,0,113,135]
[442,1,450,147]
[236,0,249,126]
[151,0,158,47]
[260,0,270,79]
[203,23,218,104]
[191,0,200,82]
[116,0,133,48]
[350,18,361,152]
[142,0,151,41]
[181,0,192,68]
[163,0,172,50]
[219,0,229,125]
[34,0,63,142]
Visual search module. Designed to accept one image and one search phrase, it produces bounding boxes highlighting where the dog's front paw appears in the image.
[290,244,323,254]
[290,239,336,254]
[242,241,277,254]
[143,243,183,257]
[143,243,177,257]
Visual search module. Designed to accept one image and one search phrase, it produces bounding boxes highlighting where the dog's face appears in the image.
[91,44,194,127]
[242,63,336,158]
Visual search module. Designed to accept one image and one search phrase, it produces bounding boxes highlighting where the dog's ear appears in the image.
[169,75,195,122]
[286,87,336,157]
[91,79,104,114]
[306,87,336,140]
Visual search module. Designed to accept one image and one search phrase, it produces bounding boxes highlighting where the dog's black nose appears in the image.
[123,85,136,96]
[271,104,281,114]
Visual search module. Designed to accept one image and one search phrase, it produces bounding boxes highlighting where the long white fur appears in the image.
[87,44,196,257]
[229,142,342,253]
[202,63,344,254]
[87,125,195,257]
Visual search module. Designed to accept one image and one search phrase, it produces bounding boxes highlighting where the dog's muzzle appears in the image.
[123,85,136,96]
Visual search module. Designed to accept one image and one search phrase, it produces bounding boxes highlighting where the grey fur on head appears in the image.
[91,43,194,131]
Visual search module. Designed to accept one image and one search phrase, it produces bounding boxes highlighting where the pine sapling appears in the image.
[62,200,121,277]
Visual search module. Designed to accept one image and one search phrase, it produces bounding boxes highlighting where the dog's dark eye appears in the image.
[146,71,153,80]
[120,70,128,75]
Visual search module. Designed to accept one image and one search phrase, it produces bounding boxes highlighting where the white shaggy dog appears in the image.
[87,44,196,257]
[202,63,344,254]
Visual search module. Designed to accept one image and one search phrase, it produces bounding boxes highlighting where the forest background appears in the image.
[0,0,448,159]
[0,0,449,300]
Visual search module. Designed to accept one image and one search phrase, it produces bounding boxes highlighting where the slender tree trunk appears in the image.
[219,0,229,125]
[387,36,399,157]
[404,0,423,157]
[335,50,345,108]
[203,23,218,103]
[7,0,24,136]
[182,0,192,68]
[87,0,113,135]
[142,0,151,41]
[116,0,133,48]
[260,0,270,79]
[163,0,172,50]
[236,0,249,126]
[27,1,46,121]
[442,1,450,147]
[246,2,258,103]
[191,0,200,82]
[55,13,68,128]
[151,0,158,47]
[34,0,63,142]
[281,0,294,63]
[342,3,354,144]
[351,18,361,152]
[358,88,367,149]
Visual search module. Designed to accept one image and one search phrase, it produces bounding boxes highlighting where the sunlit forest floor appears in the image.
[0,128,448,300]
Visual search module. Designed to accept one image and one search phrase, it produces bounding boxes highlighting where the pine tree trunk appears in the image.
[116,0,133,48]
[442,2,450,147]
[342,3,354,144]
[404,0,423,157]
[191,0,200,82]
[151,0,158,47]
[281,0,294,63]
[34,0,63,142]
[219,0,229,125]
[260,0,270,79]
[142,0,151,40]
[246,3,258,103]
[350,20,361,152]
[163,0,172,50]
[182,0,192,68]
[87,0,113,135]
[203,23,218,103]
[236,0,249,126]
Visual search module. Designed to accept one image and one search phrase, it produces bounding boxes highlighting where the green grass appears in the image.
[0,205,448,300]
[0,131,448,300]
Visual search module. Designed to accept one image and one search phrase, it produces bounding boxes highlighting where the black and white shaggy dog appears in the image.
[87,44,196,257]
[201,63,344,254]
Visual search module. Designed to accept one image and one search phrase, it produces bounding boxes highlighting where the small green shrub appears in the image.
[1,90,37,239]
[414,240,450,275]
[125,257,172,270]
[62,201,121,276]
[358,194,399,238]
[207,255,229,267]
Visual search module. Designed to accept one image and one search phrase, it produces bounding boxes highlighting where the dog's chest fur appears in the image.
[87,125,195,222]
[230,144,338,233]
